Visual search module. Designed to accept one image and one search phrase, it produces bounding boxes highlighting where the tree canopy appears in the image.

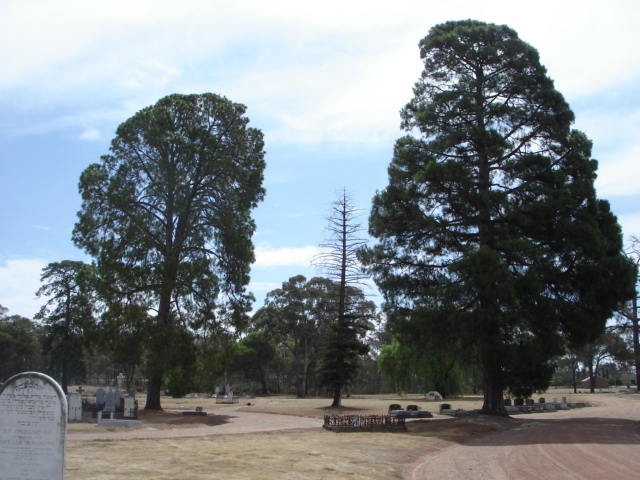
[73,93,265,409]
[361,20,635,414]
[35,261,95,393]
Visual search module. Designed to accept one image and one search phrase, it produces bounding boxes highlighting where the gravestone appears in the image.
[426,391,443,401]
[123,397,136,418]
[104,389,115,413]
[0,371,67,480]
[67,392,82,421]
[113,389,121,412]
[95,388,105,408]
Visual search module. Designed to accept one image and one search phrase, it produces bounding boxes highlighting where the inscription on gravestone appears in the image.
[0,371,67,480]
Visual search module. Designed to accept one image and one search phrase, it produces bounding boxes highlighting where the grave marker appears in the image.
[67,393,82,422]
[95,388,105,408]
[0,371,67,480]
[104,389,115,413]
[123,397,136,418]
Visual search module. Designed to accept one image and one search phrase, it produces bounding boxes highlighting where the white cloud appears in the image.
[79,127,101,141]
[618,212,640,241]
[0,258,46,319]
[3,1,639,144]
[595,144,640,197]
[253,245,321,268]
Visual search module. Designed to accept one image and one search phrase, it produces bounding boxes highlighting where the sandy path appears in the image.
[67,410,323,442]
[408,394,640,479]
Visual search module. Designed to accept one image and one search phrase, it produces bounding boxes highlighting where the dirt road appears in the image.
[67,409,323,442]
[409,394,640,479]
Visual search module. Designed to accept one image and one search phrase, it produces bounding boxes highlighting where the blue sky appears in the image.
[2,0,640,318]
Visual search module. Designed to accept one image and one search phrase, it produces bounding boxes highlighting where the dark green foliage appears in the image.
[254,275,330,397]
[254,275,374,399]
[0,306,45,381]
[361,20,635,414]
[73,93,265,409]
[164,327,197,398]
[317,285,374,402]
[35,261,95,393]
[231,331,276,394]
[377,326,470,397]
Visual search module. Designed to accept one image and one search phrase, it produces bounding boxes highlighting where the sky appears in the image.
[1,0,640,319]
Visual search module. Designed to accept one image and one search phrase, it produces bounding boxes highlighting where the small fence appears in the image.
[323,414,406,432]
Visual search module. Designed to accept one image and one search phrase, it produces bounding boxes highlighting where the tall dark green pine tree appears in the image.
[315,191,374,407]
[73,93,265,409]
[361,20,635,414]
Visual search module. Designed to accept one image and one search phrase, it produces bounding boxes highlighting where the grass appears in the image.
[64,391,590,479]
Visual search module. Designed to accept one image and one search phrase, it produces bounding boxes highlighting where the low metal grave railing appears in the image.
[323,414,406,432]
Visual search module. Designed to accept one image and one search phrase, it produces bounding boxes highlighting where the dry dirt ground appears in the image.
[65,392,640,479]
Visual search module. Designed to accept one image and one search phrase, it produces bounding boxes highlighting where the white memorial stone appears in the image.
[67,393,82,421]
[123,397,136,418]
[0,371,67,480]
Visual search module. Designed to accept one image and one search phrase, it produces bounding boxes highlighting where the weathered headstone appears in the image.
[95,388,105,408]
[104,389,115,413]
[426,391,443,401]
[123,397,136,418]
[67,392,82,422]
[0,371,67,480]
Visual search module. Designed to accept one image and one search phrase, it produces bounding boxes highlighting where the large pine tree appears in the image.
[361,20,635,414]
[73,93,265,409]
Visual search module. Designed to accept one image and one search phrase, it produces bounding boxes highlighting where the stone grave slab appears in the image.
[67,392,82,421]
[0,371,67,480]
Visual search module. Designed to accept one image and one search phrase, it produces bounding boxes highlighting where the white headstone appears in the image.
[67,392,82,421]
[123,397,136,418]
[0,371,67,480]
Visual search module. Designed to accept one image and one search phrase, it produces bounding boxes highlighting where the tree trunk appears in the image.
[145,374,163,410]
[588,359,595,393]
[331,383,342,407]
[481,358,507,416]
[633,294,639,392]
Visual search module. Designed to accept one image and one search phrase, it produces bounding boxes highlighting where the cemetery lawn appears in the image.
[65,391,626,479]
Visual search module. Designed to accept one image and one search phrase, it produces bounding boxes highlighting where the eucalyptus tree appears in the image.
[361,20,635,414]
[73,93,265,409]
[35,261,95,393]
[254,275,323,397]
